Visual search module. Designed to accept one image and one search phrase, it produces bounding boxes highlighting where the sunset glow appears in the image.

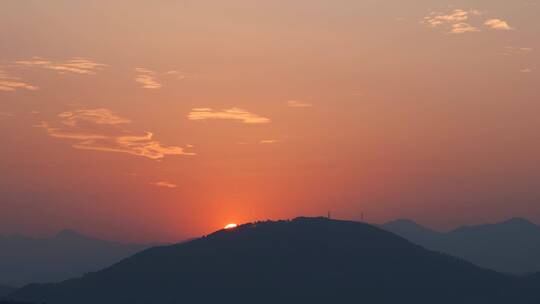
[0,1,539,244]
[224,223,238,230]
[1,2,540,303]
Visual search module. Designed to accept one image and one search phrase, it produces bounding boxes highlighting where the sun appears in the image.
[224,223,238,229]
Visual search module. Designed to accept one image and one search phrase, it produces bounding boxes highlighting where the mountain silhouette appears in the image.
[382,217,540,274]
[0,229,153,286]
[9,217,536,304]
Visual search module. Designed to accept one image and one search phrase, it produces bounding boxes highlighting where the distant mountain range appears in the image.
[0,229,153,286]
[381,218,540,274]
[8,217,540,304]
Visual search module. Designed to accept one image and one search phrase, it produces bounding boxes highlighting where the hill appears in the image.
[382,218,540,274]
[0,229,152,286]
[9,217,527,304]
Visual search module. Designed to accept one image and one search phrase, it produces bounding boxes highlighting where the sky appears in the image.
[1,0,539,242]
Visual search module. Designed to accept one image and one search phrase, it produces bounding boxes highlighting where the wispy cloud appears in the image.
[38,108,194,160]
[134,68,162,89]
[38,121,109,140]
[287,100,312,108]
[502,47,533,56]
[188,108,270,124]
[451,23,480,34]
[134,68,193,89]
[15,57,107,75]
[423,9,473,27]
[0,112,14,118]
[422,10,513,34]
[163,70,192,80]
[422,9,480,34]
[484,19,513,30]
[0,70,38,92]
[520,68,533,73]
[260,139,278,144]
[150,181,178,188]
[58,108,131,127]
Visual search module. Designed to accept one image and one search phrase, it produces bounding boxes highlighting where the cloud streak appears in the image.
[39,108,193,160]
[134,68,193,89]
[422,10,514,34]
[484,19,513,30]
[422,9,480,34]
[15,57,107,75]
[150,181,178,188]
[0,70,38,92]
[134,68,162,89]
[423,9,473,27]
[451,23,480,34]
[287,100,312,108]
[502,47,533,56]
[58,108,131,126]
[188,108,270,124]
[260,139,278,144]
[0,112,14,118]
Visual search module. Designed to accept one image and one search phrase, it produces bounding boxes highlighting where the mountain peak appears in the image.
[384,218,422,227]
[381,219,440,243]
[55,229,88,240]
[502,217,536,227]
[452,218,539,234]
[382,219,438,233]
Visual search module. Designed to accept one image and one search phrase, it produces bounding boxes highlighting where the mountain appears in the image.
[0,285,15,298]
[0,229,152,286]
[381,219,440,243]
[381,218,540,274]
[9,217,532,304]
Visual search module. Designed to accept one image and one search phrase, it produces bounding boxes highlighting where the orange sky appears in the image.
[1,0,539,242]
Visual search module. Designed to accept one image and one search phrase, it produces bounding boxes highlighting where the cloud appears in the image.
[423,9,472,27]
[0,70,38,92]
[58,108,131,127]
[502,47,533,55]
[422,9,483,34]
[422,10,514,34]
[15,57,107,75]
[451,23,480,34]
[38,121,110,140]
[520,68,533,73]
[150,181,178,188]
[287,100,312,108]
[260,139,278,144]
[134,68,193,89]
[188,108,270,124]
[134,68,162,89]
[484,19,513,30]
[163,70,193,80]
[38,108,194,160]
[0,112,14,118]
[71,133,191,160]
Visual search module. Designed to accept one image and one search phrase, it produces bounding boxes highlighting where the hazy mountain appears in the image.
[381,219,440,243]
[381,218,540,274]
[10,217,535,304]
[0,229,152,286]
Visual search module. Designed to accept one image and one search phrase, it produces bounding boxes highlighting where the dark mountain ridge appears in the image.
[381,217,540,274]
[10,217,537,304]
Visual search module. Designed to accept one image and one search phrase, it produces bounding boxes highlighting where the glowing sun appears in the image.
[224,223,238,229]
